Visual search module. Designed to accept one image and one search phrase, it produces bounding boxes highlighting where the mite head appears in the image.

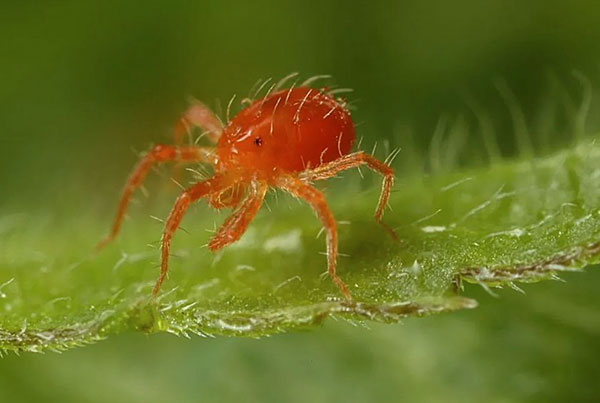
[217,115,288,174]
[216,92,296,175]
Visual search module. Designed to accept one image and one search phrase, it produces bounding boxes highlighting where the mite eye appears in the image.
[253,137,263,147]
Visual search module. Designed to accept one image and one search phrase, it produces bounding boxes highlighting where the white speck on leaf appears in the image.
[408,260,422,275]
[263,230,302,253]
[0,278,14,299]
[484,228,527,239]
[421,225,447,233]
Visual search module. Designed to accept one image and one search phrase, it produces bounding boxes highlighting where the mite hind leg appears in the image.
[173,101,223,145]
[98,145,217,249]
[277,175,351,300]
[300,151,397,240]
[170,101,223,182]
[156,176,233,295]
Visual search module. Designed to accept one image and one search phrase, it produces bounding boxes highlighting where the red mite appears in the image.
[98,81,396,299]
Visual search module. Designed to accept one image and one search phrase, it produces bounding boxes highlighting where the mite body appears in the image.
[218,87,354,174]
[98,82,395,299]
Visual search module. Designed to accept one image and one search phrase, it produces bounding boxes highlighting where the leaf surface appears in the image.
[1,142,600,352]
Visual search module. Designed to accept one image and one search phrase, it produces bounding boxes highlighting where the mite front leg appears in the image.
[97,145,217,249]
[173,101,223,145]
[208,180,268,251]
[300,151,397,240]
[277,175,351,300]
[156,176,232,296]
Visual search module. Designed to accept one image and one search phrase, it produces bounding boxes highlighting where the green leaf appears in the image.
[1,141,600,353]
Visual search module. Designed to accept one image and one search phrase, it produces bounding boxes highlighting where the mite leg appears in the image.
[208,181,246,209]
[156,176,232,296]
[97,145,217,249]
[208,180,268,251]
[300,151,397,240]
[277,175,351,300]
[173,101,223,145]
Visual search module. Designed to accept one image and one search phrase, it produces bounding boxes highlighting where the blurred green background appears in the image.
[1,0,600,401]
